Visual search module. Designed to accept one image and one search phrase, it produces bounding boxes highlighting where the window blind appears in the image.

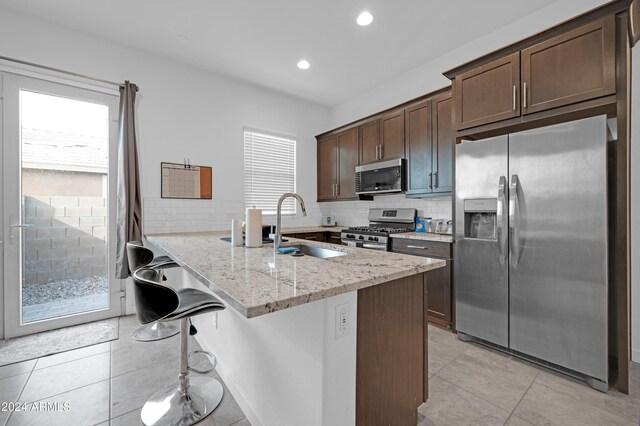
[244,129,297,215]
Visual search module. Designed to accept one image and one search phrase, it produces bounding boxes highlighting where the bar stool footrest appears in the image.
[188,350,217,375]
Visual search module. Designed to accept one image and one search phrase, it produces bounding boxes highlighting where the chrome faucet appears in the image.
[273,193,307,254]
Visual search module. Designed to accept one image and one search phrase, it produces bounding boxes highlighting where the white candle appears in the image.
[231,219,243,247]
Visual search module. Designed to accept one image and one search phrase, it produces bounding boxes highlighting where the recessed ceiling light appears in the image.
[297,60,310,70]
[357,11,374,26]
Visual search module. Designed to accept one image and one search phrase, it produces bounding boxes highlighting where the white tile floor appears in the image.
[0,315,247,426]
[1,318,638,425]
[418,325,640,426]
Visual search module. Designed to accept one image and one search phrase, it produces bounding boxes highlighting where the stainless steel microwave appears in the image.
[355,159,406,195]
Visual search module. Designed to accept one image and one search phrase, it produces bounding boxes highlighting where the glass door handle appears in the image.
[8,223,34,241]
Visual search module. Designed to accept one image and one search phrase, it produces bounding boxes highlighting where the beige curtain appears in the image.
[115,81,142,279]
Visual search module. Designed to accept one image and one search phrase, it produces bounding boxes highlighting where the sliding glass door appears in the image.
[2,73,122,338]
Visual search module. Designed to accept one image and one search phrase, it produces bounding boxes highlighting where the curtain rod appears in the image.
[0,54,138,91]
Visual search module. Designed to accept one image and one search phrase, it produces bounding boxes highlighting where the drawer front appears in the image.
[295,232,326,242]
[327,232,343,245]
[391,238,451,258]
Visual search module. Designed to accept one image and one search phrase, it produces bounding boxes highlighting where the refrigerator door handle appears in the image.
[497,176,508,266]
[509,174,521,268]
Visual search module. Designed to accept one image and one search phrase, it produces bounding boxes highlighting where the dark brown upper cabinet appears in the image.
[521,16,615,115]
[452,16,615,131]
[316,127,359,202]
[317,134,338,201]
[379,109,405,161]
[453,52,521,130]
[359,119,380,165]
[336,127,359,199]
[432,92,454,193]
[405,100,432,195]
[359,110,405,165]
[405,91,453,196]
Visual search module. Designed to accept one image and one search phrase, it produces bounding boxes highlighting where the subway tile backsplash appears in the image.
[318,194,452,227]
[143,194,452,234]
[142,197,323,234]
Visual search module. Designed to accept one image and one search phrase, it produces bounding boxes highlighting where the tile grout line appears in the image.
[503,370,540,425]
[30,343,111,372]
[106,406,141,424]
[434,373,513,416]
[5,355,38,426]
[429,347,467,377]
[108,340,113,422]
[529,375,639,425]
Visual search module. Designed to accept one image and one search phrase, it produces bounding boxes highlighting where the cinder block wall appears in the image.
[23,195,107,284]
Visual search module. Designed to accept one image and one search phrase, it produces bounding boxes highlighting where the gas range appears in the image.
[341,208,416,251]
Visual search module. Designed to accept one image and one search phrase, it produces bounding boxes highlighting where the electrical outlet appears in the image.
[335,303,350,338]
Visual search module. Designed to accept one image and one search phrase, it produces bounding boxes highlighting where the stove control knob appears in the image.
[373,237,379,242]
[358,235,365,240]
[368,236,374,241]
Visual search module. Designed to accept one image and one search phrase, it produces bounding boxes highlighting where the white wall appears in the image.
[0,8,329,228]
[631,44,639,363]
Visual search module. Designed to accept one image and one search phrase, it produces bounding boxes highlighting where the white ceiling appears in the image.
[0,0,598,106]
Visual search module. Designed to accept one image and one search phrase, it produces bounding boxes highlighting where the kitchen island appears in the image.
[146,231,445,426]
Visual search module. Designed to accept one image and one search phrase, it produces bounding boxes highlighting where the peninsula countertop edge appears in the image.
[145,231,446,318]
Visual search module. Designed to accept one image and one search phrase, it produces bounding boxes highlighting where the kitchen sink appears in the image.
[292,244,348,259]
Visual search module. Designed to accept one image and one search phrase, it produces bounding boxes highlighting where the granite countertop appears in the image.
[391,232,454,243]
[145,231,445,318]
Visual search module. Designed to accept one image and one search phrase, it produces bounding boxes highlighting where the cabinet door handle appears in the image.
[434,171,439,189]
[523,82,527,108]
[336,183,340,196]
[407,245,429,250]
[428,172,433,189]
[512,85,517,111]
[332,183,336,197]
[379,144,383,159]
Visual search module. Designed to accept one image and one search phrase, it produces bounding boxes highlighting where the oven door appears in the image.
[355,159,405,194]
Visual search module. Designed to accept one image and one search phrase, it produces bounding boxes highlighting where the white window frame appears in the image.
[243,127,297,216]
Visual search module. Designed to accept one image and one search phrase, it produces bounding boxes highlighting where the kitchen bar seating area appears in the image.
[1,0,640,425]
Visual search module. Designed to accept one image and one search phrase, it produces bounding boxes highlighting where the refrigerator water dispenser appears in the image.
[463,199,497,240]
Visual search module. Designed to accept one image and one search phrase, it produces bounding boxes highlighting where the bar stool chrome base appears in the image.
[133,320,180,342]
[140,375,223,426]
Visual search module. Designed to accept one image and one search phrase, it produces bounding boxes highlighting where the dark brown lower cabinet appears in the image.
[327,231,343,245]
[391,238,454,328]
[424,260,452,327]
[282,231,348,244]
[356,273,426,426]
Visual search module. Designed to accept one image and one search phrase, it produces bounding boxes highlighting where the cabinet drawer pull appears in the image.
[512,85,517,111]
[407,245,429,250]
[306,237,319,240]
[523,82,527,108]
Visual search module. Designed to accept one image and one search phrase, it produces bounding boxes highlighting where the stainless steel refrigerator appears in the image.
[454,115,609,391]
